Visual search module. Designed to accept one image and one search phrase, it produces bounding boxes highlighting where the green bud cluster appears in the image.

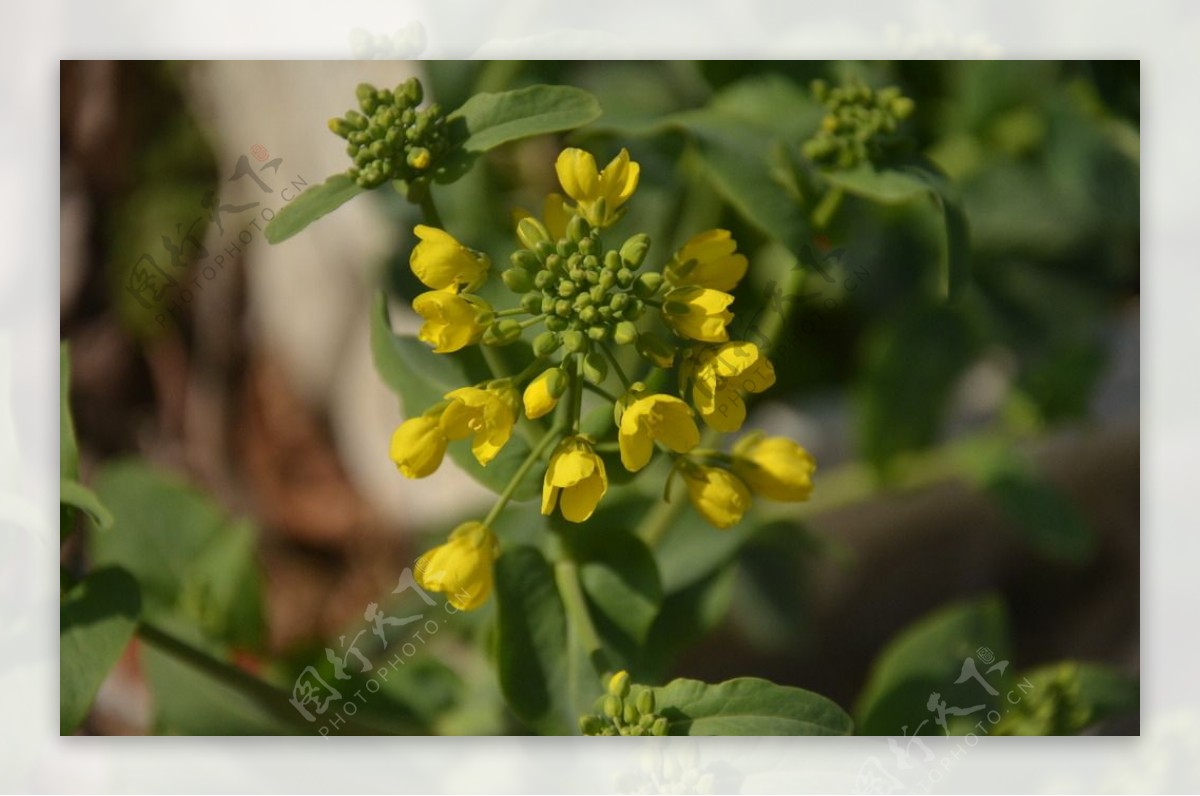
[502,215,654,372]
[803,78,915,169]
[578,671,669,737]
[328,78,450,189]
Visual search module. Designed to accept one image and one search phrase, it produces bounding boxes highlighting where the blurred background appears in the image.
[59,60,1139,735]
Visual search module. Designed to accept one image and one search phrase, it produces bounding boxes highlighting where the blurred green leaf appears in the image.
[562,527,662,650]
[60,478,114,532]
[90,460,265,649]
[451,85,602,154]
[640,565,737,681]
[60,566,141,733]
[985,469,1095,563]
[493,546,572,734]
[60,344,78,481]
[652,676,853,735]
[858,303,977,473]
[263,173,364,244]
[369,290,543,501]
[855,596,1012,736]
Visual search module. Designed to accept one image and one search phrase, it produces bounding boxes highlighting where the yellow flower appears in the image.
[555,147,640,228]
[682,342,776,432]
[523,368,564,420]
[665,229,749,292]
[513,193,571,242]
[681,464,751,529]
[542,436,608,523]
[439,382,519,466]
[389,413,448,478]
[415,521,498,611]
[618,393,700,472]
[410,225,490,292]
[732,433,816,502]
[662,286,734,343]
[412,290,491,353]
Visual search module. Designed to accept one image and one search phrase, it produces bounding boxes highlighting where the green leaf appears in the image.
[60,566,142,733]
[60,343,78,481]
[60,478,114,531]
[562,527,662,649]
[263,173,364,244]
[985,469,1095,563]
[640,565,737,681]
[822,158,971,298]
[652,676,853,735]
[855,596,1012,736]
[369,291,542,501]
[90,460,265,649]
[493,546,572,734]
[451,84,602,154]
[858,303,977,473]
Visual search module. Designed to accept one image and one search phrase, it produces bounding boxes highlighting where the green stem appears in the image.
[599,344,633,390]
[136,622,402,735]
[495,308,528,318]
[811,186,844,231]
[582,381,619,403]
[553,558,608,677]
[569,357,584,434]
[483,424,563,527]
[417,185,443,228]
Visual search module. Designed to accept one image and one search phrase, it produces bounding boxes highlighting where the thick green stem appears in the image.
[483,424,563,527]
[417,186,443,228]
[554,558,608,677]
[137,622,402,735]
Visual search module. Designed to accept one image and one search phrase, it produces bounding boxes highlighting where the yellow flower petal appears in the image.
[523,369,561,420]
[663,286,734,343]
[410,225,491,292]
[554,147,640,228]
[542,436,608,523]
[618,394,700,472]
[438,383,517,466]
[414,521,498,610]
[666,229,749,292]
[412,290,490,354]
[732,434,816,502]
[389,414,448,478]
[683,466,751,529]
[687,342,776,433]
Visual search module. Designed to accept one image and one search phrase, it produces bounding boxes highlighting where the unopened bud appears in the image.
[613,320,638,345]
[890,96,915,120]
[400,77,423,105]
[562,330,586,353]
[532,331,561,357]
[579,715,603,735]
[328,117,354,138]
[623,703,640,725]
[608,670,631,698]
[619,233,651,269]
[511,249,540,271]
[636,689,655,715]
[603,695,622,719]
[583,352,608,382]
[603,251,622,272]
[633,272,664,299]
[566,214,591,243]
[652,717,669,736]
[483,319,522,347]
[517,217,550,251]
[501,269,532,292]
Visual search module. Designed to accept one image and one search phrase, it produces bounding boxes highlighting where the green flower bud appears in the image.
[554,299,572,317]
[501,269,532,293]
[619,233,651,269]
[623,702,640,725]
[587,325,609,343]
[534,270,555,290]
[483,319,522,347]
[566,214,591,243]
[328,117,354,138]
[603,251,622,271]
[573,292,593,309]
[582,254,599,271]
[652,717,668,736]
[563,330,586,353]
[521,292,544,313]
[579,715,604,736]
[556,240,574,258]
[544,253,562,273]
[356,83,378,113]
[401,77,423,105]
[535,240,556,260]
[603,694,622,720]
[517,217,550,251]
[557,281,577,298]
[890,96,915,120]
[406,147,431,170]
[633,272,664,299]
[610,293,629,312]
[577,237,596,256]
[532,331,561,357]
[584,270,600,285]
[598,271,616,290]
[613,321,638,345]
[569,267,586,282]
[605,671,630,700]
[579,306,598,325]
[616,268,635,288]
[636,688,655,715]
[545,316,568,332]
[623,299,645,321]
[511,249,540,271]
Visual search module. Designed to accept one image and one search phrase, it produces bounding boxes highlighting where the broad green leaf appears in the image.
[822,158,971,298]
[855,596,1012,736]
[995,661,1139,736]
[708,75,825,141]
[90,460,265,649]
[60,478,114,531]
[640,565,737,681]
[263,173,364,244]
[561,526,662,649]
[652,676,853,735]
[451,84,602,153]
[493,546,572,734]
[985,469,1095,563]
[369,291,542,501]
[857,303,977,474]
[60,566,141,733]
